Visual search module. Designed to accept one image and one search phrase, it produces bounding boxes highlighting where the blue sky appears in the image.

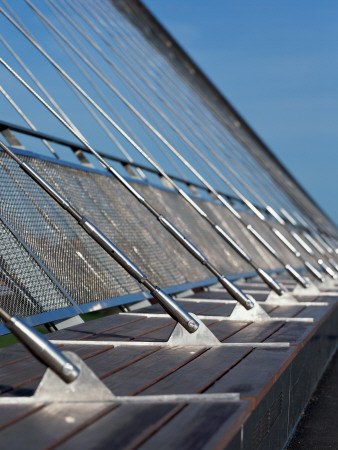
[143,0,338,225]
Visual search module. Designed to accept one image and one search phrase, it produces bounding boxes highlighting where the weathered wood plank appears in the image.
[265,322,315,346]
[206,347,294,407]
[182,302,235,316]
[102,346,206,395]
[49,314,146,341]
[185,291,234,300]
[85,317,173,342]
[0,358,45,395]
[141,346,252,396]
[224,321,284,343]
[56,403,183,450]
[137,301,231,315]
[297,304,335,321]
[268,305,306,318]
[0,405,43,430]
[82,346,161,380]
[208,321,250,341]
[0,346,32,368]
[0,402,113,448]
[57,401,251,450]
[138,401,252,450]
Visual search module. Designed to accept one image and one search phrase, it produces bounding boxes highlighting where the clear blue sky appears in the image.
[143,0,338,225]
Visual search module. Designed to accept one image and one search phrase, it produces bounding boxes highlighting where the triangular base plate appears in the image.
[229,296,270,321]
[266,290,299,304]
[33,351,115,402]
[322,278,338,290]
[167,313,220,346]
[293,281,321,295]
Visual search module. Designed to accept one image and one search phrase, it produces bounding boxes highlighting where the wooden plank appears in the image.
[206,347,294,408]
[137,301,230,315]
[141,346,252,396]
[267,305,306,318]
[224,321,284,344]
[59,344,115,360]
[0,296,334,450]
[296,304,335,321]
[49,314,146,341]
[137,401,251,450]
[267,302,337,351]
[265,322,315,346]
[0,402,113,448]
[0,316,147,369]
[208,321,251,341]
[102,346,206,395]
[185,291,234,300]
[83,346,161,380]
[57,401,251,450]
[57,403,184,450]
[85,317,173,342]
[2,346,162,398]
[0,346,32,368]
[0,358,45,395]
[249,293,270,301]
[0,405,43,430]
[181,302,235,316]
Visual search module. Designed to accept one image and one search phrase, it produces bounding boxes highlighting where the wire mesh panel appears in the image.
[31,156,210,285]
[0,217,72,318]
[198,201,302,269]
[0,151,215,318]
[136,183,253,275]
[0,152,144,308]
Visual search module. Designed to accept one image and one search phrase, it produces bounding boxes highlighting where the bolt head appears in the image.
[187,320,198,331]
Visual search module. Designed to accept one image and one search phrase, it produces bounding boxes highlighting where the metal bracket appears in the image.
[293,279,337,296]
[228,296,270,321]
[167,312,221,346]
[265,290,299,304]
[293,281,321,295]
[31,351,114,402]
[321,278,338,290]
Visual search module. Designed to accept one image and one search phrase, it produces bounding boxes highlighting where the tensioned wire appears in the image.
[64,0,328,239]
[0,7,254,282]
[107,0,332,236]
[73,0,336,268]
[0,1,334,316]
[1,3,285,302]
[0,1,315,289]
[26,0,328,274]
[41,0,206,186]
[111,2,336,239]
[0,0,332,264]
[43,1,187,182]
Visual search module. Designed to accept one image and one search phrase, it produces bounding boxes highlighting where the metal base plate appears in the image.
[34,351,115,402]
[266,290,299,304]
[167,313,220,346]
[229,296,270,321]
[293,282,321,296]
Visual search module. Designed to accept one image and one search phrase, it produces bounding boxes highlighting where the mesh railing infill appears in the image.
[0,218,73,318]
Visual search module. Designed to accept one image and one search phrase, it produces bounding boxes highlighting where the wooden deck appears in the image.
[0,276,337,449]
